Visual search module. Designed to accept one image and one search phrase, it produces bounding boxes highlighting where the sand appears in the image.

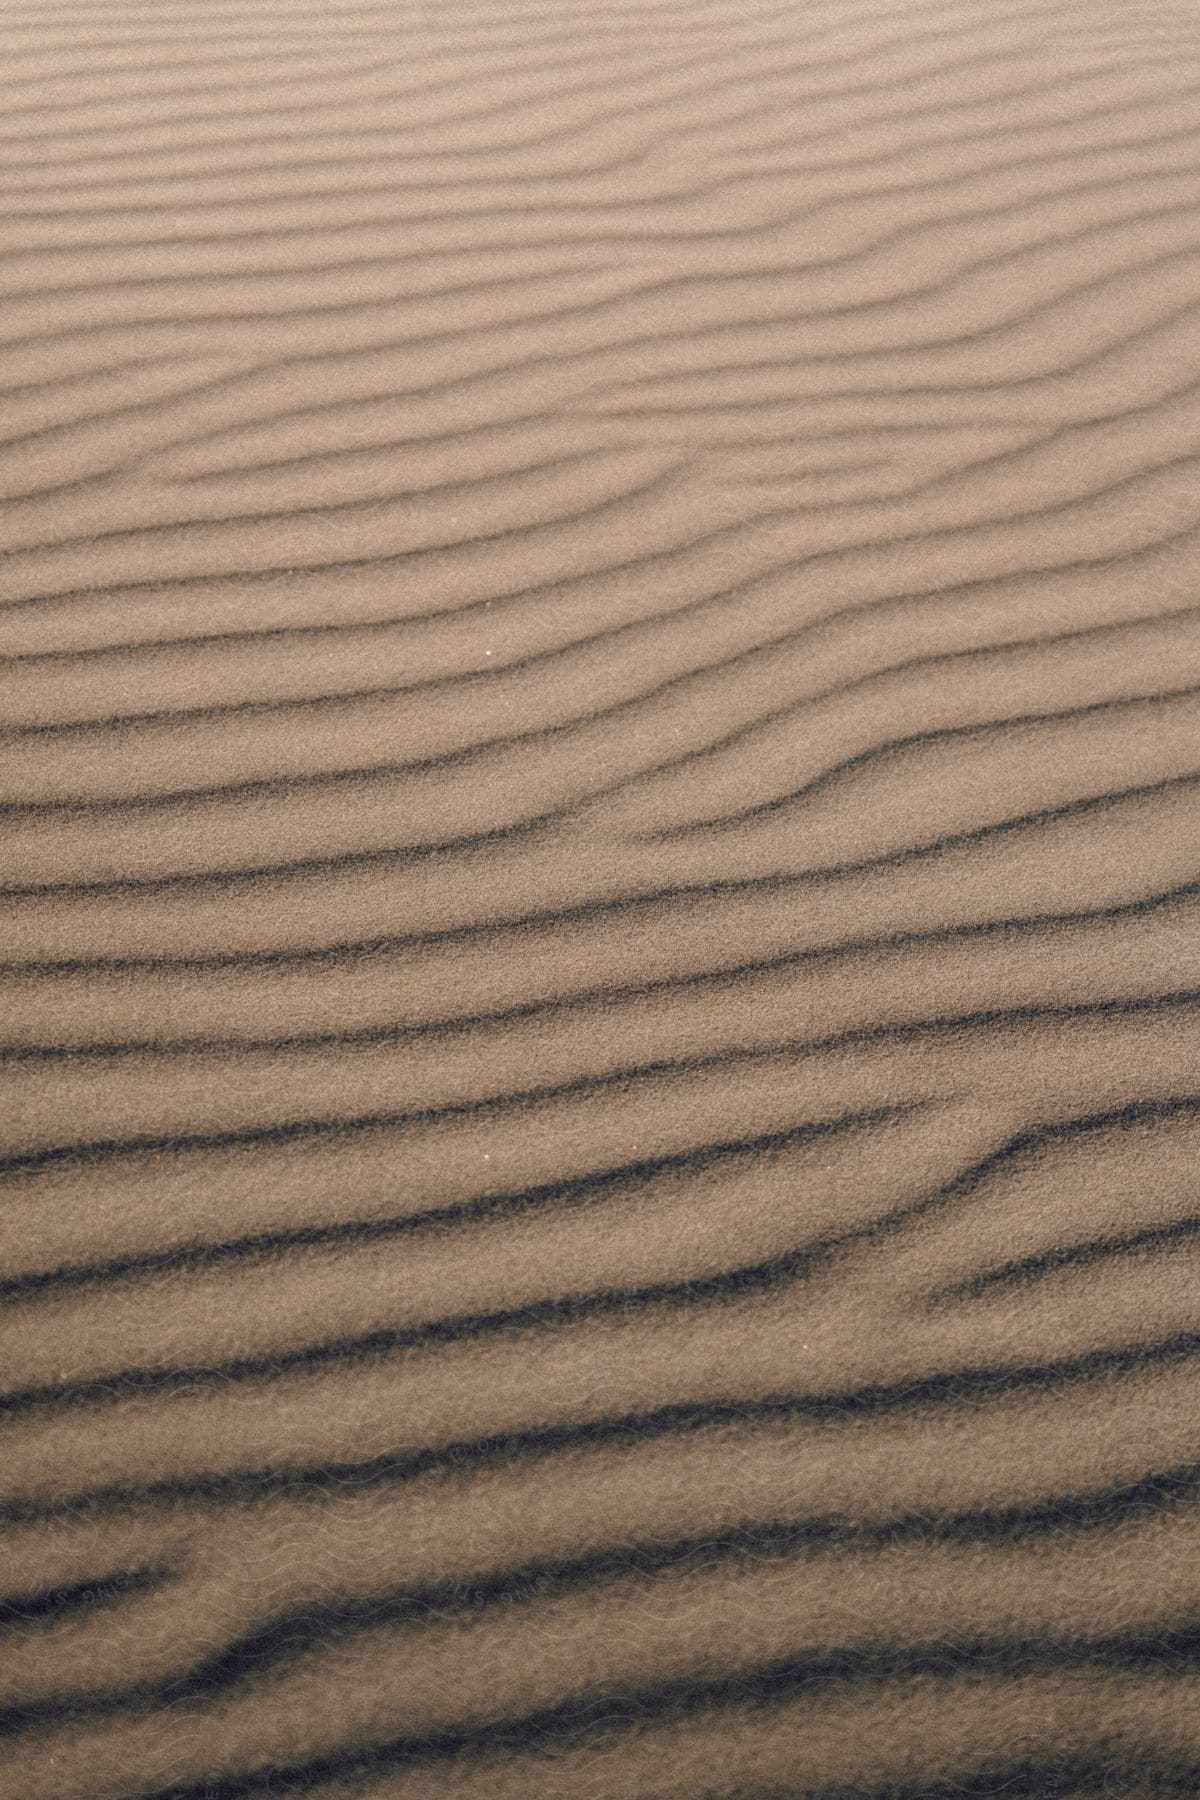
[2,0,1200,1794]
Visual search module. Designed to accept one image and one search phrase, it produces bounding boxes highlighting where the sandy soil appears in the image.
[3,1,1200,1794]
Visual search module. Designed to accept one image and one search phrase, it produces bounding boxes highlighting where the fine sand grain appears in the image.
[3,0,1200,1794]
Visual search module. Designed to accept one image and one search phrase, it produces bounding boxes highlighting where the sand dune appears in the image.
[3,0,1200,1795]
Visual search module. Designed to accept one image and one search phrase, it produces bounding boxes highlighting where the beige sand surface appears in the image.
[3,0,1200,1794]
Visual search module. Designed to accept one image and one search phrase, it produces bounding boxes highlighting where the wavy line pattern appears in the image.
[3,1,1200,1796]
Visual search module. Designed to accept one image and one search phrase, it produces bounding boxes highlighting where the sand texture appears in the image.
[3,0,1200,1794]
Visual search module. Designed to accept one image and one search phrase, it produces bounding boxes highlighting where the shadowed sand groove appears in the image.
[2,1,1200,1796]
